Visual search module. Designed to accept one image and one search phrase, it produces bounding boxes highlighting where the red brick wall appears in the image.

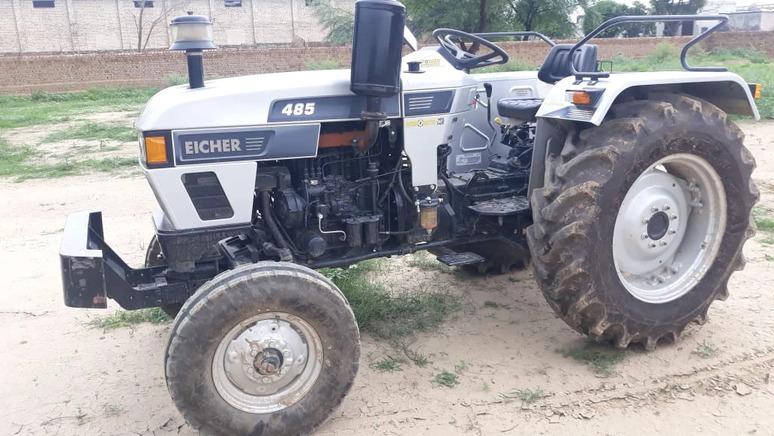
[0,31,770,95]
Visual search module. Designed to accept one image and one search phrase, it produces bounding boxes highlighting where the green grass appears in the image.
[479,59,537,73]
[305,59,345,71]
[88,307,171,330]
[320,260,461,341]
[691,341,717,359]
[753,207,774,245]
[0,88,157,129]
[433,370,459,388]
[43,122,137,143]
[369,356,403,372]
[559,344,626,377]
[500,388,546,404]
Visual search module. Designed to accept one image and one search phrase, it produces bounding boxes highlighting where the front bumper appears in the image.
[60,211,191,309]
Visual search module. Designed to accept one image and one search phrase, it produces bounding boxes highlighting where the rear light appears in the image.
[751,83,763,100]
[572,91,593,106]
[144,136,168,165]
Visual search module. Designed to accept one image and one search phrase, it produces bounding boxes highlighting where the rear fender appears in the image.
[535,71,760,126]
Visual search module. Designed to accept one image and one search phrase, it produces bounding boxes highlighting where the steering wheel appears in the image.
[432,28,509,70]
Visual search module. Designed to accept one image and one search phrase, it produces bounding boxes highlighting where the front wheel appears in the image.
[528,95,758,349]
[165,262,360,435]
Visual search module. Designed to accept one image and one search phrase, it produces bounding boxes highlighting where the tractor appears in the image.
[60,2,760,434]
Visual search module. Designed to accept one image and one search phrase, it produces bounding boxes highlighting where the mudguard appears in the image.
[536,71,760,126]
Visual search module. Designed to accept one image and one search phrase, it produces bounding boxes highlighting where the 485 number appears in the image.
[281,102,316,117]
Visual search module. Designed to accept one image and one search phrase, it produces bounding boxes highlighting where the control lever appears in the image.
[483,83,497,147]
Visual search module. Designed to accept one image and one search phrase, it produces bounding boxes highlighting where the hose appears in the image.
[260,191,288,250]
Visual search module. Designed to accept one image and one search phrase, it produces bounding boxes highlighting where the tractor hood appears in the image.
[136,49,474,132]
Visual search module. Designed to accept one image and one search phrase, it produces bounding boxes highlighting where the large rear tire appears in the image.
[527,95,758,349]
[165,262,360,435]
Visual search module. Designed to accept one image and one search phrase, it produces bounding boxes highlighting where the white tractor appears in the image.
[60,2,759,434]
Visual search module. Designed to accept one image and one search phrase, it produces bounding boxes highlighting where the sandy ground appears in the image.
[1,120,773,436]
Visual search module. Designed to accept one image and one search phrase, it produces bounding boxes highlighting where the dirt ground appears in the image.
[1,119,773,436]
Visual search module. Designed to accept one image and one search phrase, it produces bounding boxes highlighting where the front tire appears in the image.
[527,95,758,349]
[165,262,360,435]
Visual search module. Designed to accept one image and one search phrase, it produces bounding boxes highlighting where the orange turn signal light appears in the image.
[572,91,593,106]
[753,83,763,100]
[144,136,168,165]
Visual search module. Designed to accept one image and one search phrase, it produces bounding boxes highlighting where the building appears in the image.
[0,0,354,54]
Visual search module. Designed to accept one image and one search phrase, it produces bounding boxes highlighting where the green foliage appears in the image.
[649,0,706,36]
[583,0,653,37]
[505,0,582,38]
[42,122,137,143]
[88,308,171,330]
[478,58,537,73]
[370,356,404,372]
[433,370,460,387]
[560,344,625,377]
[0,88,156,129]
[753,207,774,245]
[314,1,355,45]
[320,260,461,341]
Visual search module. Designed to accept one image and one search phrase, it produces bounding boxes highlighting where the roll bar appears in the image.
[570,15,729,80]
[474,31,556,48]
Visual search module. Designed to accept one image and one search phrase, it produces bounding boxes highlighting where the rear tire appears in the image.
[165,262,360,436]
[527,95,758,349]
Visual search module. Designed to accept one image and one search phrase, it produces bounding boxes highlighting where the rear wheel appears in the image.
[165,262,360,435]
[527,95,758,349]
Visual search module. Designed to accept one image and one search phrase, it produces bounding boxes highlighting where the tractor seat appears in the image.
[496,98,542,121]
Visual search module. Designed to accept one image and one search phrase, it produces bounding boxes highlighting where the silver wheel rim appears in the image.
[613,153,726,304]
[212,312,323,414]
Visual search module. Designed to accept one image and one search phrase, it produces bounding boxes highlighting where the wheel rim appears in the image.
[212,312,323,414]
[613,153,726,304]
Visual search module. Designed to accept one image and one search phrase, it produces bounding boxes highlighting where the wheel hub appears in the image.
[212,313,323,414]
[613,154,726,304]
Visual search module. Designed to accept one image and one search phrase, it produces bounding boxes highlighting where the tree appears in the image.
[132,1,188,51]
[649,0,707,35]
[502,0,585,38]
[582,0,653,37]
[315,2,354,45]
[403,0,509,35]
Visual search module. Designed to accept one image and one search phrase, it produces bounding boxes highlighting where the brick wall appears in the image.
[0,31,771,95]
[0,0,352,54]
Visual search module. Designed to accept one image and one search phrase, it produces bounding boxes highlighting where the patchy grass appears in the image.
[0,88,157,129]
[454,360,469,374]
[42,122,137,143]
[320,260,461,341]
[305,59,345,70]
[0,134,136,181]
[433,370,459,388]
[403,347,430,367]
[406,251,452,273]
[478,59,537,73]
[369,356,403,372]
[753,207,774,245]
[559,344,626,377]
[692,341,718,359]
[500,388,546,404]
[88,308,171,330]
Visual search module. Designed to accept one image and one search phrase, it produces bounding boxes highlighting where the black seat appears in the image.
[495,44,599,121]
[496,98,542,121]
[537,43,598,84]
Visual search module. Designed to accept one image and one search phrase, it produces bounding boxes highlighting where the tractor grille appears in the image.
[182,172,234,221]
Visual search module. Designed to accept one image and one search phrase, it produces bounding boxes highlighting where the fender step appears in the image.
[435,249,485,267]
[468,196,530,216]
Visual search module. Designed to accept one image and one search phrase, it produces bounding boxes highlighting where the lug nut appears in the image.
[641,233,649,240]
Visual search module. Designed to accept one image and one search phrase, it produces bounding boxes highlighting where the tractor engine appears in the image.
[252,121,419,264]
